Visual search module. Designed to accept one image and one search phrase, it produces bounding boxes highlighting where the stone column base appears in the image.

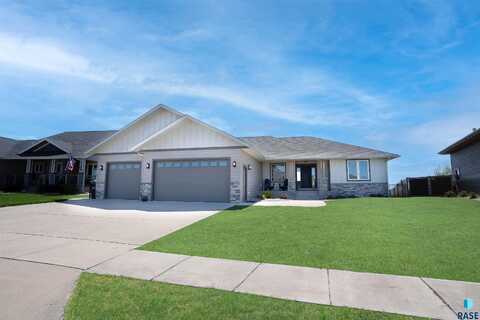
[140,183,152,201]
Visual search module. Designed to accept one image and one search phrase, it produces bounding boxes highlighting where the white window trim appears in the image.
[346,159,370,181]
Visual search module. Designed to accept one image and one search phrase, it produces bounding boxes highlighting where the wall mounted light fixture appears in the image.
[247,164,252,170]
[146,162,151,169]
[232,161,237,168]
[100,165,104,171]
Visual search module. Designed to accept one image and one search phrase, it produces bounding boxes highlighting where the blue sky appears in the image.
[0,1,479,183]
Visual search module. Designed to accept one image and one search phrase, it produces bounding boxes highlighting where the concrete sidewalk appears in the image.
[89,250,480,320]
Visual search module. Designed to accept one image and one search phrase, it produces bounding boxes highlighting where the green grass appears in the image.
[141,197,480,282]
[0,192,87,208]
[65,273,421,320]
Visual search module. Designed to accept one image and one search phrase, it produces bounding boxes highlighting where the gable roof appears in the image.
[130,116,188,151]
[0,131,116,159]
[439,128,480,154]
[239,136,399,160]
[0,137,37,159]
[0,104,399,161]
[86,104,250,154]
[85,104,182,154]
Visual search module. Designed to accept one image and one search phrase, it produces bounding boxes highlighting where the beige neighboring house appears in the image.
[0,104,399,202]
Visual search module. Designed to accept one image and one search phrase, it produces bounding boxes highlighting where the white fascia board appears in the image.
[242,146,265,161]
[16,139,70,155]
[130,116,187,152]
[85,104,184,155]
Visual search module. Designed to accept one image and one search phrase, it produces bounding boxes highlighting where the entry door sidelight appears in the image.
[296,164,317,189]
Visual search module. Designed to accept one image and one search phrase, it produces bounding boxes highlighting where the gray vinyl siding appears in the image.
[450,140,480,193]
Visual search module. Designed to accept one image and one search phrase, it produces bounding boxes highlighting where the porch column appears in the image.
[317,160,329,198]
[286,161,296,191]
[77,159,86,193]
[48,160,56,185]
[23,159,32,190]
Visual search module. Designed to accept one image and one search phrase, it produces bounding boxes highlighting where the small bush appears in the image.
[58,184,80,195]
[469,192,478,199]
[279,193,288,199]
[327,194,357,199]
[261,191,272,199]
[444,190,457,197]
[458,190,470,197]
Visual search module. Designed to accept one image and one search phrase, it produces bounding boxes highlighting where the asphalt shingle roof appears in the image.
[0,131,117,159]
[0,132,398,160]
[439,128,480,154]
[239,136,399,160]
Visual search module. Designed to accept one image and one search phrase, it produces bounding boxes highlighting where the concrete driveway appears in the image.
[0,199,230,320]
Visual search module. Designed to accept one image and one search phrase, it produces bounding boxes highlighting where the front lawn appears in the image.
[0,192,87,208]
[65,273,421,320]
[141,197,480,282]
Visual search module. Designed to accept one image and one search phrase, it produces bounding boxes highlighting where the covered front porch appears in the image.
[7,137,99,194]
[22,158,97,193]
[262,160,330,200]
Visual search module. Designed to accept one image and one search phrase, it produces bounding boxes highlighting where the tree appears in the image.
[434,164,452,176]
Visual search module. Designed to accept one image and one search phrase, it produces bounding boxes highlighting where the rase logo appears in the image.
[457,298,479,320]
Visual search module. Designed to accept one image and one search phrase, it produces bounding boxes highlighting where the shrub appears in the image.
[261,191,272,199]
[279,193,288,199]
[469,192,478,199]
[369,194,386,197]
[58,184,80,195]
[458,190,470,197]
[444,190,457,197]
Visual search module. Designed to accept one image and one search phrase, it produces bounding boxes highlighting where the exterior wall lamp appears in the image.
[146,162,151,169]
[247,164,252,170]
[100,165,104,171]
[232,161,237,168]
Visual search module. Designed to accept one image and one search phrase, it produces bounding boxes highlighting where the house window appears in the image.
[346,160,370,181]
[271,163,286,184]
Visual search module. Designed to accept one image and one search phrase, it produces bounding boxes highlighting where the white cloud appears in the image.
[407,112,480,151]
[0,32,114,82]
[0,19,394,129]
[139,69,393,128]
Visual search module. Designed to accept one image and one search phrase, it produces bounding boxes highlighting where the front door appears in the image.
[296,164,317,189]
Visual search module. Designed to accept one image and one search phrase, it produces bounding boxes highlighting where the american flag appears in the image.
[65,156,76,172]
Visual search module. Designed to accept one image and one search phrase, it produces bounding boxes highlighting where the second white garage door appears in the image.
[153,159,230,202]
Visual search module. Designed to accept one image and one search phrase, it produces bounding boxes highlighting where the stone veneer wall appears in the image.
[329,183,388,197]
[230,180,241,202]
[95,182,105,199]
[140,182,152,201]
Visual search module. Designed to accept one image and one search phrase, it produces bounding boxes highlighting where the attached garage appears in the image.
[153,159,230,202]
[106,162,141,200]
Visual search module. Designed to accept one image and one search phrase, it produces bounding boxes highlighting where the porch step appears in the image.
[295,191,320,200]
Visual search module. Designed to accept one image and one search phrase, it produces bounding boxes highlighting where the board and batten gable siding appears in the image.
[139,118,244,150]
[95,109,181,154]
[90,147,261,202]
[450,140,480,193]
[329,158,388,183]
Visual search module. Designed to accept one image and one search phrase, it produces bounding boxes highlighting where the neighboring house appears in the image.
[439,128,480,193]
[0,104,399,202]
